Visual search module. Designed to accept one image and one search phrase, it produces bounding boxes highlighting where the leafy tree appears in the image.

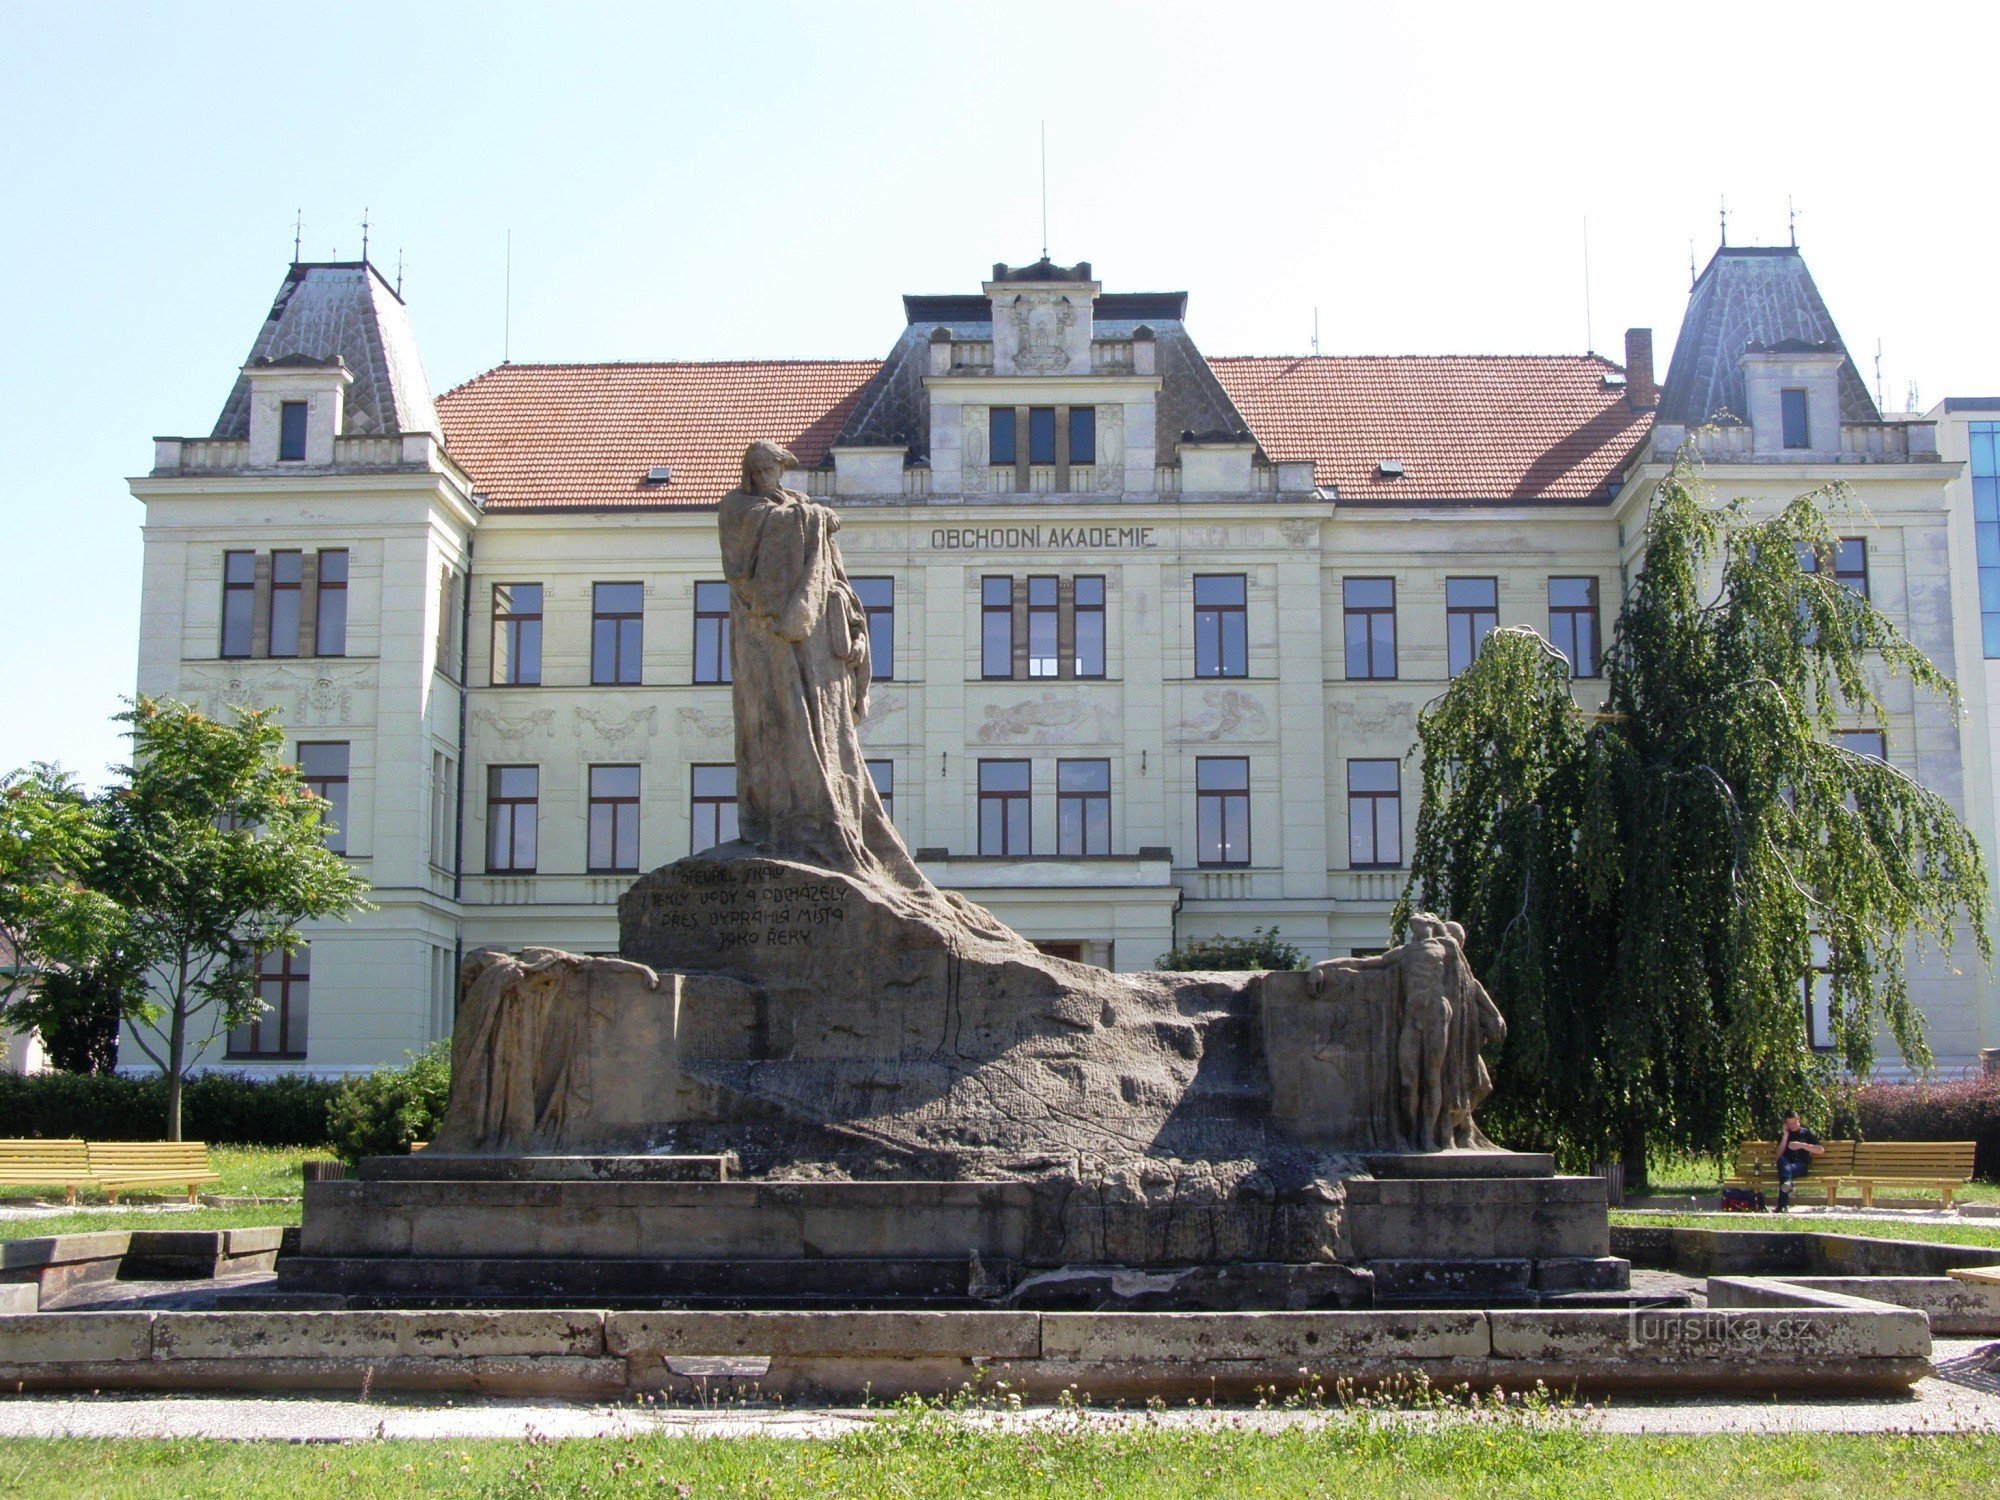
[32,967,130,1074]
[0,765,121,1064]
[1399,461,1989,1178]
[1159,925,1306,971]
[92,699,372,1139]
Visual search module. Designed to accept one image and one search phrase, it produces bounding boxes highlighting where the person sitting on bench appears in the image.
[1775,1109,1824,1212]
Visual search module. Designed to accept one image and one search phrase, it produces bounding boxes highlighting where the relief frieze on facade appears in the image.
[573,704,659,746]
[1173,686,1272,742]
[178,663,374,727]
[473,707,556,741]
[1332,699,1417,741]
[974,689,1120,745]
[674,706,733,741]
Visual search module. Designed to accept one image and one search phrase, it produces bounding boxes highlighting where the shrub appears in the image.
[1157,925,1306,972]
[1838,1075,2000,1181]
[325,1041,452,1164]
[0,1069,340,1145]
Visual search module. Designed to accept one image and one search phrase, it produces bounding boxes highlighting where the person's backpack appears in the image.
[1721,1186,1764,1213]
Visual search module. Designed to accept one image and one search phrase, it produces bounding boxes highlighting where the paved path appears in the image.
[0,1340,1995,1441]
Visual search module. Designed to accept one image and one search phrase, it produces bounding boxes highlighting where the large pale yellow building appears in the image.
[129,249,1995,1075]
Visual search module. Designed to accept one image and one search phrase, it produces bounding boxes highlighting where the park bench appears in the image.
[1842,1140,1978,1208]
[84,1141,221,1204]
[1725,1139,1857,1206]
[0,1139,96,1204]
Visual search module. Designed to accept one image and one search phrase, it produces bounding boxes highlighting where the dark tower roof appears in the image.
[1656,246,1878,429]
[211,262,441,440]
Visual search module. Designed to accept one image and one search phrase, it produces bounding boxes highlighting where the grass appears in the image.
[0,1144,315,1241]
[2,1419,1997,1499]
[1611,1210,2000,1248]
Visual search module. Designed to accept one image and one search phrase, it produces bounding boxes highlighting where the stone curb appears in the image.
[0,1302,1933,1400]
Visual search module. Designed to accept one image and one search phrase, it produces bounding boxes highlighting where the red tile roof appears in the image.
[436,360,880,509]
[1209,354,1653,503]
[436,352,1653,511]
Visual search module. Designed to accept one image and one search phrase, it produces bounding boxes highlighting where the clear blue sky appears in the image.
[3,1,1995,782]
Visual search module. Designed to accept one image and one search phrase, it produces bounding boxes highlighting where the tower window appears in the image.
[1781,388,1811,450]
[278,401,309,462]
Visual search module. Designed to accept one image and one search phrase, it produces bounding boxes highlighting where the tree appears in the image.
[93,699,372,1139]
[1159,925,1307,971]
[1399,461,1990,1177]
[0,765,121,1063]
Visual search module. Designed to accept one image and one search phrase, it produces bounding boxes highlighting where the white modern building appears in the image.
[127,248,1996,1075]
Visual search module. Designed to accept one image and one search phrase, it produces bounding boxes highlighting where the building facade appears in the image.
[129,249,1996,1076]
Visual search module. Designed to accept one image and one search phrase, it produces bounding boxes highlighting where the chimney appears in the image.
[1624,327,1656,411]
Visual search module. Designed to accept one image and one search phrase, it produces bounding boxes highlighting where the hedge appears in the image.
[1834,1075,2000,1182]
[0,1070,341,1146]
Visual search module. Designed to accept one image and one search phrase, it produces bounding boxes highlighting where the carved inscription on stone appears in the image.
[642,862,849,955]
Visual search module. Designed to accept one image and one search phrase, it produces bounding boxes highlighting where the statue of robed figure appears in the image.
[716,441,1012,938]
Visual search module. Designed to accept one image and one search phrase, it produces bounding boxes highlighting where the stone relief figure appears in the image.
[1307,913,1507,1151]
[718,442,1011,939]
[431,948,661,1154]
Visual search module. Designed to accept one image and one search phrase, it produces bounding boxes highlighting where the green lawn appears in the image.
[2,1424,1996,1499]
[0,1144,318,1208]
[0,1145,315,1241]
[1611,1210,2000,1249]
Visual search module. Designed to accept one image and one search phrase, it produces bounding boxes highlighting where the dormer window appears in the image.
[1781,389,1811,450]
[279,400,309,462]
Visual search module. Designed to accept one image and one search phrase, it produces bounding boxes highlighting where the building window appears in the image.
[867,759,893,820]
[230,945,309,1057]
[854,578,894,680]
[1074,575,1106,677]
[693,581,731,684]
[588,764,641,873]
[1028,407,1057,465]
[1836,729,1887,760]
[1193,574,1248,678]
[430,749,456,869]
[592,582,644,685]
[1027,576,1060,678]
[978,759,1031,855]
[485,765,539,873]
[297,742,350,855]
[1804,934,1835,1051]
[1057,759,1111,856]
[220,550,255,658]
[268,550,302,658]
[435,566,465,682]
[1069,407,1096,465]
[690,764,738,853]
[278,400,309,462]
[1446,577,1498,676]
[492,583,543,686]
[982,576,1014,678]
[1781,388,1811,450]
[1343,577,1396,680]
[1196,757,1251,866]
[1547,577,1600,677]
[990,407,1017,467]
[314,549,348,656]
[1800,538,1870,603]
[1972,424,2000,657]
[1347,758,1402,868]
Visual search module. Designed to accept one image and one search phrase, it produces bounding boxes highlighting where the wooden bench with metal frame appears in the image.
[1842,1140,1978,1209]
[83,1141,221,1205]
[1725,1139,1857,1206]
[0,1139,96,1205]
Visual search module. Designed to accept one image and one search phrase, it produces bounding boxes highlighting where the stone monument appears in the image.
[282,443,1617,1310]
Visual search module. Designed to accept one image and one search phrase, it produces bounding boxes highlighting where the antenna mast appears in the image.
[1718,194,1729,247]
[292,208,303,263]
[1312,307,1320,357]
[1875,338,1885,412]
[503,229,512,364]
[1039,121,1048,260]
[396,247,405,298]
[1582,216,1594,353]
[1788,194,1800,247]
[360,207,370,263]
